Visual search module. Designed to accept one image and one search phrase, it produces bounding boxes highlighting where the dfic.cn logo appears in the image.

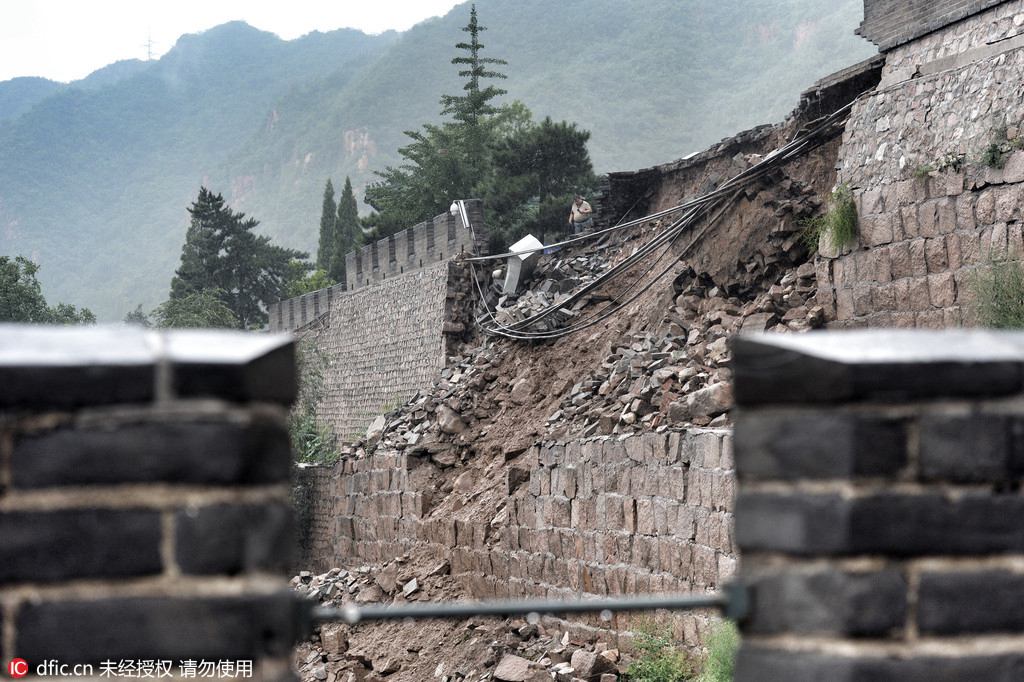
[7,659,28,678]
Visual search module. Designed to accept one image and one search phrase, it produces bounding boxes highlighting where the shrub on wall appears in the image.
[289,339,340,464]
[971,259,1024,329]
[801,183,858,252]
[626,622,693,682]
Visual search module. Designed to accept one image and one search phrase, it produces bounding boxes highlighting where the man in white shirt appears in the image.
[568,194,594,234]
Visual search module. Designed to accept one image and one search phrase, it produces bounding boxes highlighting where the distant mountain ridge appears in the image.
[0,0,875,319]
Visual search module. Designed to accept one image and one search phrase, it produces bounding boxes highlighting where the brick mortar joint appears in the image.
[0,484,291,512]
[739,480,1005,497]
[741,633,1024,657]
[0,575,287,603]
[741,554,1024,573]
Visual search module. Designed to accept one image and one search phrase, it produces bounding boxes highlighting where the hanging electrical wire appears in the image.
[465,98,857,341]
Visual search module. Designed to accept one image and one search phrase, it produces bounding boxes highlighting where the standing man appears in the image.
[568,194,594,234]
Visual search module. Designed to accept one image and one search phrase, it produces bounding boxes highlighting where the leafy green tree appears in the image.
[316,179,337,270]
[153,289,239,329]
[284,264,336,299]
[169,187,307,328]
[361,5,595,252]
[0,256,49,322]
[0,256,95,324]
[48,302,97,325]
[331,176,361,282]
[487,116,596,246]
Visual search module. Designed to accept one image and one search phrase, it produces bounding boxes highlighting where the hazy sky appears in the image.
[0,0,464,82]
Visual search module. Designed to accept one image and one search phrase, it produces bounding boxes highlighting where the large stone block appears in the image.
[16,593,300,665]
[918,570,1024,635]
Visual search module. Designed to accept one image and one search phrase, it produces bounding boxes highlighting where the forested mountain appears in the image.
[0,0,875,319]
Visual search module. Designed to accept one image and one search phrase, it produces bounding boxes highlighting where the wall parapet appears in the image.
[344,198,486,292]
[732,329,1024,680]
[268,200,486,333]
[858,0,1007,52]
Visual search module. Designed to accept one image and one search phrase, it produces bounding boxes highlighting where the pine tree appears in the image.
[316,179,337,270]
[439,3,508,180]
[331,176,360,282]
[170,187,227,299]
[169,187,307,328]
[364,4,507,234]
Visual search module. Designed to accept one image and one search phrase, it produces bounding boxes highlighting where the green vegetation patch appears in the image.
[801,183,858,252]
[971,259,1024,329]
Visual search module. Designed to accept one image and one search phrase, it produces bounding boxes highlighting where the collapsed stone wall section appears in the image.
[301,429,735,646]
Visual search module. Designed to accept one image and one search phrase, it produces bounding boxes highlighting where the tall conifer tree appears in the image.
[331,176,360,282]
[170,187,306,328]
[316,179,337,270]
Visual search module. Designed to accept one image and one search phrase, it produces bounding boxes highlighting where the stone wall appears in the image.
[858,0,1007,51]
[732,328,1024,681]
[301,429,736,646]
[819,0,1024,328]
[268,200,485,333]
[344,199,486,293]
[304,260,474,442]
[0,325,301,679]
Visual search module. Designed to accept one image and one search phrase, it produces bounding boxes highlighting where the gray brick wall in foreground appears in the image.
[0,326,300,681]
[733,329,1024,681]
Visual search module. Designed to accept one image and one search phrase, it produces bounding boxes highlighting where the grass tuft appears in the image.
[626,621,692,682]
[971,259,1024,329]
[802,183,858,252]
[695,621,739,682]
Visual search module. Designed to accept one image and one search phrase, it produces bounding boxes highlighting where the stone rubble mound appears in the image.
[340,255,822,469]
[545,261,824,436]
[293,562,626,681]
[490,251,613,332]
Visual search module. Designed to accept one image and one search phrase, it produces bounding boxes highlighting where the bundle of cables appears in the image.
[464,99,858,341]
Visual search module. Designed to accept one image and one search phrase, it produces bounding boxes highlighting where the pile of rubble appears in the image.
[292,561,628,682]
[489,251,615,332]
[290,561,622,675]
[291,556,448,608]
[346,255,823,467]
[545,261,824,436]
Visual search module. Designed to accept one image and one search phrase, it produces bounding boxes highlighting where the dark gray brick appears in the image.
[16,593,302,665]
[0,509,162,584]
[166,331,296,404]
[919,414,1012,482]
[745,569,907,636]
[735,493,850,555]
[736,645,1024,682]
[735,411,906,480]
[738,492,1024,556]
[850,493,1024,556]
[12,419,290,488]
[919,570,1024,634]
[175,503,293,575]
